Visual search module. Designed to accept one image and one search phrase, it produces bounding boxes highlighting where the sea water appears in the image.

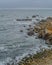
[0,9,52,65]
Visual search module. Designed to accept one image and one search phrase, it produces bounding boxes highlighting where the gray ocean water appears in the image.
[0,9,52,65]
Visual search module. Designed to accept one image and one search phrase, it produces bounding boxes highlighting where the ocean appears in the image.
[0,9,52,65]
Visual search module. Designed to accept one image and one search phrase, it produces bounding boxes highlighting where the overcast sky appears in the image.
[0,0,52,8]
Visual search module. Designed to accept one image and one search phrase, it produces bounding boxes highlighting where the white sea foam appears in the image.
[0,9,52,65]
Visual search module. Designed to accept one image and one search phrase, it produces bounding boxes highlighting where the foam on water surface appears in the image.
[0,9,52,65]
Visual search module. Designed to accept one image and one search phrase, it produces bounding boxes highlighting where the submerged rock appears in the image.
[27,30,34,36]
[27,28,34,36]
[23,25,26,27]
[29,25,31,27]
[20,30,23,32]
[16,18,32,21]
[32,15,39,18]
[6,63,10,65]
[32,15,36,18]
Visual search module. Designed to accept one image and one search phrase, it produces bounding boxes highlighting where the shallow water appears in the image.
[0,9,52,65]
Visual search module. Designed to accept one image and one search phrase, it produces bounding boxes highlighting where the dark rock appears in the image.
[40,19,46,22]
[27,28,30,31]
[29,25,31,27]
[47,17,52,20]
[27,28,33,31]
[36,19,40,21]
[16,19,32,21]
[25,36,28,38]
[11,62,14,65]
[36,15,39,17]
[45,36,52,45]
[44,33,50,40]
[32,15,36,18]
[23,25,26,27]
[26,16,29,19]
[20,30,23,32]
[27,30,34,36]
[6,63,10,65]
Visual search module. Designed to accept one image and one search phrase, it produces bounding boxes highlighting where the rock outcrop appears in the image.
[34,17,52,45]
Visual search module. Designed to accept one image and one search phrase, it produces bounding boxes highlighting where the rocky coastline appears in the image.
[18,16,52,65]
[6,16,52,65]
[18,49,52,65]
[17,17,52,65]
[27,17,52,45]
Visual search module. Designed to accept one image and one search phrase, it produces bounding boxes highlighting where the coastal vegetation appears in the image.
[18,49,52,65]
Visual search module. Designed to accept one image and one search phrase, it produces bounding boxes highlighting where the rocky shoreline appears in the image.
[27,17,52,45]
[6,16,52,65]
[18,49,52,65]
[18,17,52,65]
[17,16,52,65]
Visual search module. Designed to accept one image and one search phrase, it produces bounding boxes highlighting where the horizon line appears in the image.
[0,8,52,10]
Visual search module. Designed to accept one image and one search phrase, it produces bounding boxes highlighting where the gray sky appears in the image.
[0,0,52,8]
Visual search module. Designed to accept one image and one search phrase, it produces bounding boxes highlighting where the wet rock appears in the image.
[26,16,29,19]
[27,30,34,36]
[47,17,52,20]
[45,34,52,45]
[32,15,36,18]
[6,63,10,65]
[34,26,41,33]
[36,19,40,21]
[20,30,23,32]
[34,17,52,45]
[32,15,39,18]
[38,30,45,38]
[27,28,34,31]
[16,18,32,21]
[11,62,14,65]
[23,25,26,27]
[29,25,31,27]
[40,19,46,22]
[27,28,30,31]
[36,15,39,17]
[25,36,28,38]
